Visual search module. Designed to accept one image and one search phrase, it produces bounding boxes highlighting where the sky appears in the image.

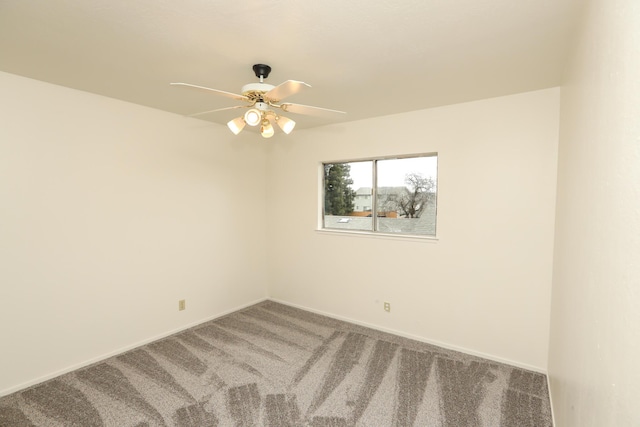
[346,156,437,190]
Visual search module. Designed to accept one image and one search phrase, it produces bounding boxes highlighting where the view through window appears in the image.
[322,154,438,236]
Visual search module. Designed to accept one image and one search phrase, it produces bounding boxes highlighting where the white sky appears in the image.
[347,156,437,190]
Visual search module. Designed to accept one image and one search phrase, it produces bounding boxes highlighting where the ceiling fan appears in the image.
[171,64,346,138]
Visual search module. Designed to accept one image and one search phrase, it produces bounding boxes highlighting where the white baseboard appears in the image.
[3,296,549,398]
[547,373,557,426]
[268,297,548,374]
[0,297,268,397]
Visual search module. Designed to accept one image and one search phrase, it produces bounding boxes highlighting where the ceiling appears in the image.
[0,0,584,130]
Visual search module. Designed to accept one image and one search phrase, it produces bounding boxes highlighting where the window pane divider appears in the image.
[372,159,378,230]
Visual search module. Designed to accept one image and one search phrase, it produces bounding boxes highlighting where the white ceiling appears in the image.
[0,0,584,130]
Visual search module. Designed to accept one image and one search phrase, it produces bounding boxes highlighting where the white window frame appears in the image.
[318,153,438,241]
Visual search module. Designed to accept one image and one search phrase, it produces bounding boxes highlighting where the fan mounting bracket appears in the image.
[252,64,272,80]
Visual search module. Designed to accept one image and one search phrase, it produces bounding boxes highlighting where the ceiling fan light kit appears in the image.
[171,64,346,139]
[243,109,262,126]
[260,119,275,138]
[227,116,246,135]
[276,115,296,134]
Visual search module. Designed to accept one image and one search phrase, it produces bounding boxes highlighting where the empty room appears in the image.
[0,0,638,426]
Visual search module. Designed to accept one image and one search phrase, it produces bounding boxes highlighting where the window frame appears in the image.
[319,153,438,240]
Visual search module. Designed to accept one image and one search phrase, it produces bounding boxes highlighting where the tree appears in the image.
[324,163,356,215]
[396,172,436,218]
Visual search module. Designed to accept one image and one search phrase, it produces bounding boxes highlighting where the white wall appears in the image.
[0,69,563,395]
[0,72,269,395]
[549,0,640,424]
[267,88,559,370]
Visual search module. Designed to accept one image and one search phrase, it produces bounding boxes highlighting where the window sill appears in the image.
[315,228,439,243]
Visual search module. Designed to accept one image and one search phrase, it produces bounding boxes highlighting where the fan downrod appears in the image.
[252,64,272,79]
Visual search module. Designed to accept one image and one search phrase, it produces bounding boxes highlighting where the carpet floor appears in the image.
[0,301,552,426]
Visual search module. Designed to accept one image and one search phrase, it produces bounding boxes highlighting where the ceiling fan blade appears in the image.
[280,102,347,117]
[264,80,311,101]
[170,82,249,101]
[188,105,248,117]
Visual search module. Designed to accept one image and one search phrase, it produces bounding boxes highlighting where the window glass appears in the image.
[323,161,372,231]
[322,154,437,237]
[376,156,437,235]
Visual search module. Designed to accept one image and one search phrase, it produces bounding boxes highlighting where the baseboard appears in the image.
[3,295,548,398]
[0,297,269,397]
[547,374,557,426]
[268,297,548,374]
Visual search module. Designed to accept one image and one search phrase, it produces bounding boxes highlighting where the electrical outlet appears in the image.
[384,302,391,312]
[178,299,186,311]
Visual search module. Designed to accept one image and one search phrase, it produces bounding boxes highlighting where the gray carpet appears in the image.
[0,301,552,426]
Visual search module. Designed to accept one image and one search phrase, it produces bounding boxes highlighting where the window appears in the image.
[322,154,438,236]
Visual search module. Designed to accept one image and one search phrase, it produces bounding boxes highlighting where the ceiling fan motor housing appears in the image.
[241,82,275,96]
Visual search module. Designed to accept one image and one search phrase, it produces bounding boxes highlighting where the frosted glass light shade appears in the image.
[227,117,245,135]
[277,116,296,134]
[260,119,274,138]
[244,109,262,126]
